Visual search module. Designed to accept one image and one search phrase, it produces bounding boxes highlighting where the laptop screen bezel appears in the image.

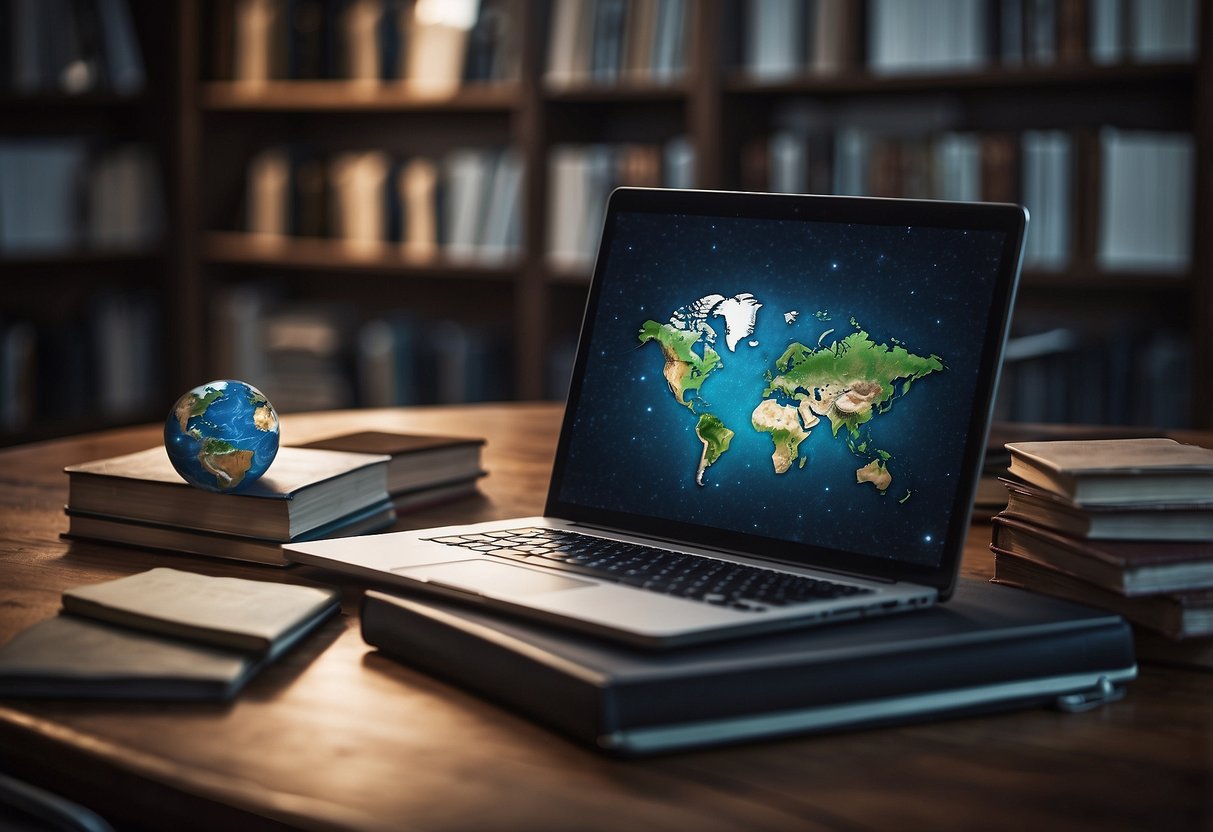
[544,188,1027,598]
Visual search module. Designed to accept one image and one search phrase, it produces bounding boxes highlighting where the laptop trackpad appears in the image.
[392,559,594,598]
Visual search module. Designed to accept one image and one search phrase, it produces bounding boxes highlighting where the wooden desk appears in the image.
[1,404,1210,831]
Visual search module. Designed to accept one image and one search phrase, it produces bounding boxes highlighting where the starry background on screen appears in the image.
[555,211,1008,567]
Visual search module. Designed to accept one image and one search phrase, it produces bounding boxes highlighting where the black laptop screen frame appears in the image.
[544,188,1027,598]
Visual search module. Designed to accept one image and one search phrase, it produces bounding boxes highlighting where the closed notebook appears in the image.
[0,615,258,701]
[62,567,340,657]
[361,579,1135,756]
[0,568,341,701]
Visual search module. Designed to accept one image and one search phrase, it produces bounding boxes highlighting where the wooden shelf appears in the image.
[724,61,1197,97]
[201,81,520,112]
[543,80,691,103]
[1020,268,1192,292]
[203,232,521,279]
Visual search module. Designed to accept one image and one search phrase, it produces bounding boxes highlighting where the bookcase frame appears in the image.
[4,0,1209,444]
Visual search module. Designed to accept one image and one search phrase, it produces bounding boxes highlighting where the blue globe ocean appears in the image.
[164,380,280,493]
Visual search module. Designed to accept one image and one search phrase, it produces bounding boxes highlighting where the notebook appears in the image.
[286,189,1028,648]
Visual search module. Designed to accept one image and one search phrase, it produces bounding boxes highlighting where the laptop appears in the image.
[286,188,1027,648]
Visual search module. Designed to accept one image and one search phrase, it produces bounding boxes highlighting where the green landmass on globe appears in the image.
[639,294,945,496]
[164,380,280,493]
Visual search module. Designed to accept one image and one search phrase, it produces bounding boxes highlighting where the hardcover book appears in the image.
[1005,438,1213,506]
[1000,479,1213,541]
[296,430,485,499]
[64,498,396,566]
[361,579,1135,755]
[992,551,1213,640]
[64,446,390,540]
[990,514,1213,596]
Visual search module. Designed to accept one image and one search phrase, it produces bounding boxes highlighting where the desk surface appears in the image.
[1,403,1210,832]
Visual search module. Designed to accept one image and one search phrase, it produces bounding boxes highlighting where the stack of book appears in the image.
[63,446,395,566]
[0,568,340,700]
[991,438,1213,658]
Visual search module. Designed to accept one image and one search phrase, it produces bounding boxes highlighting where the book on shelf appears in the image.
[991,514,1213,596]
[295,430,486,506]
[229,0,518,86]
[0,139,164,257]
[5,0,144,95]
[65,498,396,566]
[1005,438,1213,506]
[1,570,340,700]
[361,579,1135,756]
[1097,128,1194,274]
[546,138,693,271]
[1000,479,1213,541]
[239,143,522,263]
[64,446,390,541]
[546,0,686,87]
[0,568,339,700]
[992,549,1213,640]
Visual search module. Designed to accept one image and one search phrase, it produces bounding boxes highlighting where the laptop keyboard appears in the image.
[424,527,874,613]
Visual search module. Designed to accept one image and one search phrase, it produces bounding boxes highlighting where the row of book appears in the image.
[993,326,1189,427]
[991,438,1213,664]
[864,0,1197,77]
[545,0,688,87]
[245,144,522,263]
[229,0,520,92]
[744,119,1194,273]
[212,285,516,414]
[547,138,694,271]
[0,291,161,437]
[61,429,485,566]
[0,0,145,95]
[0,140,163,256]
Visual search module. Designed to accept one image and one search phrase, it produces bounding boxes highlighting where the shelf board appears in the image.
[204,232,522,279]
[1020,267,1192,292]
[0,248,161,268]
[0,91,146,109]
[201,81,520,112]
[725,61,1196,96]
[543,78,691,103]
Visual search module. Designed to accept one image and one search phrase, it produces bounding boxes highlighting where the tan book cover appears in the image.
[62,567,340,656]
[1006,438,1213,506]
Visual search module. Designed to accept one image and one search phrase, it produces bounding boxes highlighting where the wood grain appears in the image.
[0,404,1210,831]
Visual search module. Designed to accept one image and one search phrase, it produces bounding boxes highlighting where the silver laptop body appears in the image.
[287,189,1027,648]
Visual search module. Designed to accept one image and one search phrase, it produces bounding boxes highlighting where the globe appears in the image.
[164,380,280,493]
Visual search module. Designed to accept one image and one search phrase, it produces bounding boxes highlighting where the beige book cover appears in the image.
[62,567,340,655]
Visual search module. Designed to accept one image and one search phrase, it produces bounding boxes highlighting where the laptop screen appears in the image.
[546,189,1025,593]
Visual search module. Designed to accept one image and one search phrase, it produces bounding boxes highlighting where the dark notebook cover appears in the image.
[361,580,1135,755]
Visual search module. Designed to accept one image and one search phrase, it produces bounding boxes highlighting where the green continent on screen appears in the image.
[198,437,255,490]
[755,328,944,490]
[694,413,734,486]
[638,320,723,411]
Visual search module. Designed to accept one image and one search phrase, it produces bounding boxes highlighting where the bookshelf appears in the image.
[3,0,1210,444]
[0,0,180,445]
